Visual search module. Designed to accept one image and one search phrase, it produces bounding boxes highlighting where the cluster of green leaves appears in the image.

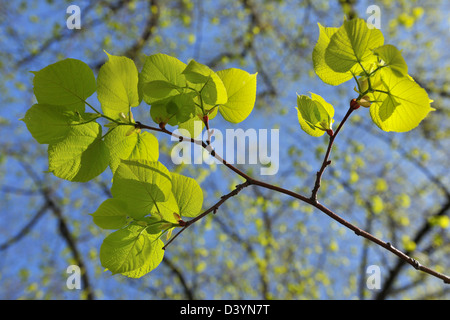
[141,53,257,136]
[297,18,434,136]
[21,52,257,278]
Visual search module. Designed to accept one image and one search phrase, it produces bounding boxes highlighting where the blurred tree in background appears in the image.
[0,0,448,299]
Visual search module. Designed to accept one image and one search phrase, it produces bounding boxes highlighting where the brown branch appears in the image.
[375,198,450,299]
[311,103,356,202]
[135,111,450,284]
[163,180,252,250]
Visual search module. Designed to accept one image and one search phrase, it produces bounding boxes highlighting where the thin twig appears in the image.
[311,103,356,202]
[163,180,251,250]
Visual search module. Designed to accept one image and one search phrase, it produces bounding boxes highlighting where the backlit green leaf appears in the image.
[372,44,408,77]
[111,159,172,219]
[312,23,354,86]
[325,18,384,74]
[144,80,180,101]
[91,198,129,230]
[150,92,197,126]
[97,52,140,120]
[47,121,109,182]
[22,104,75,144]
[104,125,159,174]
[177,118,204,139]
[296,93,335,137]
[140,53,187,105]
[31,58,96,112]
[216,68,257,123]
[170,172,203,218]
[100,224,164,278]
[182,59,228,106]
[368,69,434,132]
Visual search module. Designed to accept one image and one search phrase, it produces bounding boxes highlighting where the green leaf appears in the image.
[48,121,109,182]
[22,104,75,144]
[372,44,408,77]
[177,117,204,139]
[312,23,354,86]
[150,92,197,126]
[104,125,159,174]
[31,58,96,112]
[91,198,129,230]
[111,159,172,219]
[140,53,187,105]
[144,80,181,101]
[325,18,384,74]
[170,172,203,218]
[216,68,257,123]
[182,59,228,106]
[296,93,335,137]
[100,224,164,278]
[97,52,140,120]
[152,191,180,223]
[368,69,434,132]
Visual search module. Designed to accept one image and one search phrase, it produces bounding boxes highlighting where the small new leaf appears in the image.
[296,93,335,137]
[372,44,408,77]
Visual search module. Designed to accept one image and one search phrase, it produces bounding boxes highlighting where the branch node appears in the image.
[411,258,421,270]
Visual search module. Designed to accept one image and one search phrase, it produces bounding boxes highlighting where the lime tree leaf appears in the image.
[216,68,257,123]
[170,172,203,218]
[182,59,228,106]
[97,52,140,120]
[372,44,408,77]
[48,121,109,182]
[296,93,335,137]
[111,159,172,219]
[144,80,181,101]
[104,125,159,174]
[91,198,129,230]
[325,18,384,74]
[368,69,434,132]
[150,91,197,126]
[140,53,187,105]
[177,117,204,139]
[31,58,96,112]
[100,224,164,278]
[22,104,75,144]
[152,192,180,223]
[313,23,354,86]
